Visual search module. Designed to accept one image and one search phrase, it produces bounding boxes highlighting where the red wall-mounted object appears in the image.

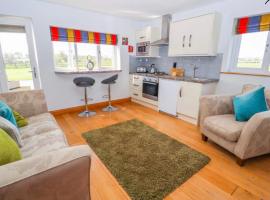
[128,45,133,53]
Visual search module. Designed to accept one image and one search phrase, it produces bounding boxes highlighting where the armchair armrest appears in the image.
[0,90,48,117]
[199,94,235,128]
[0,145,91,200]
[234,111,270,160]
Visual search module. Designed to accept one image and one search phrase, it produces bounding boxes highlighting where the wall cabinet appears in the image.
[135,26,160,57]
[135,27,160,43]
[168,13,219,56]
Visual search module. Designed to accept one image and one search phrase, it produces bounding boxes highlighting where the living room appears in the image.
[0,0,270,199]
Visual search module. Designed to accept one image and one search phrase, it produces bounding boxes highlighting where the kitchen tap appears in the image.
[191,64,199,78]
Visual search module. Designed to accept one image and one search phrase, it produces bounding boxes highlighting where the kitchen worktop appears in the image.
[129,73,219,84]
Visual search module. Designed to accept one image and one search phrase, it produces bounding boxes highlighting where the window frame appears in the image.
[52,41,120,72]
[229,31,270,75]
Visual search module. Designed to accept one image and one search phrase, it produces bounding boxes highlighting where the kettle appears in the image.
[149,64,157,74]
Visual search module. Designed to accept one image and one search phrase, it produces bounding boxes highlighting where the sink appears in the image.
[191,77,209,81]
[184,77,209,82]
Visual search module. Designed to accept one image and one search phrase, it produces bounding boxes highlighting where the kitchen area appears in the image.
[129,13,222,125]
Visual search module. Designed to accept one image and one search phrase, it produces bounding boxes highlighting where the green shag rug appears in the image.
[82,119,210,200]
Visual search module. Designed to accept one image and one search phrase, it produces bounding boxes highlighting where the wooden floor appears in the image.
[54,101,270,200]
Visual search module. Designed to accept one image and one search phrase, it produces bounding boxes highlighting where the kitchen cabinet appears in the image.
[177,81,216,124]
[168,13,219,56]
[135,26,160,43]
[158,79,181,116]
[135,26,160,58]
[129,75,158,109]
[129,75,143,100]
[129,74,217,124]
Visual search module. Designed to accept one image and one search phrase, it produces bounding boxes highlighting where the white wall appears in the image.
[0,0,142,110]
[144,0,270,94]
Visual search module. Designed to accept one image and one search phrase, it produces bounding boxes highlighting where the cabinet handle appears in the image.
[189,34,192,47]
[134,77,139,79]
[133,84,140,87]
[139,36,145,39]
[182,35,186,48]
[179,87,182,97]
[133,93,138,96]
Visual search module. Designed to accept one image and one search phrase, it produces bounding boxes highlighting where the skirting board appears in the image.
[50,97,131,115]
[131,98,158,111]
[177,113,198,126]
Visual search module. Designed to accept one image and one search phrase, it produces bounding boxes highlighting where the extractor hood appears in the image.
[151,14,172,46]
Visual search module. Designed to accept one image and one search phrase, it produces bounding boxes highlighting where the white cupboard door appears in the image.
[136,28,148,43]
[158,79,181,116]
[168,21,189,56]
[168,13,218,56]
[177,82,202,119]
[188,14,216,55]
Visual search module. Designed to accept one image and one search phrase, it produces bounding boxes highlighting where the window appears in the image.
[229,14,270,75]
[50,26,119,72]
[231,31,270,73]
[53,42,119,72]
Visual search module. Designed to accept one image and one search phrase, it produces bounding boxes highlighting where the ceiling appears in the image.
[36,0,225,20]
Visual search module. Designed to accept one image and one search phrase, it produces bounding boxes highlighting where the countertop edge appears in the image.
[129,73,219,84]
[55,70,122,74]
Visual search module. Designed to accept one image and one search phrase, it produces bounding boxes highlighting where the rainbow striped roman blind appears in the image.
[236,13,270,34]
[50,26,118,45]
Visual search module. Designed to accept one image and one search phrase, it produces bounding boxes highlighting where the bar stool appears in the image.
[73,77,96,117]
[101,74,118,112]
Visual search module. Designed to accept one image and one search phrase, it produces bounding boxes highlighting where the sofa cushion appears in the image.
[242,84,270,108]
[13,110,28,128]
[0,101,17,126]
[0,128,22,166]
[19,113,59,139]
[20,129,68,158]
[27,113,57,124]
[204,114,246,142]
[234,87,268,122]
[0,117,23,147]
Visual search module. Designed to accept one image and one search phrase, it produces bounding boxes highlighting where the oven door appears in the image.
[142,81,158,101]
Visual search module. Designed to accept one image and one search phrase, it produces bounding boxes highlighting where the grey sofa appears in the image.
[0,90,91,200]
[199,84,270,166]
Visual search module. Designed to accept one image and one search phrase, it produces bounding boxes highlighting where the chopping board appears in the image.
[170,67,185,77]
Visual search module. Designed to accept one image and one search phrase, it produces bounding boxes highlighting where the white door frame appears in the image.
[0,16,41,92]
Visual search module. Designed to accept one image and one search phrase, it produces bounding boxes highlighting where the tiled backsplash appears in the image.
[130,46,223,79]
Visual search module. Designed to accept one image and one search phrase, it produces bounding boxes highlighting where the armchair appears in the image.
[199,85,270,166]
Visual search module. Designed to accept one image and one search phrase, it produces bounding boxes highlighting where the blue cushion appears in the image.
[0,101,17,127]
[233,87,268,122]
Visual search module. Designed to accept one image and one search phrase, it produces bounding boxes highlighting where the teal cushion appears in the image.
[0,101,17,127]
[233,87,268,122]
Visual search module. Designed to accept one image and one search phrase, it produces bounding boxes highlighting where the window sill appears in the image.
[54,69,122,74]
[220,71,270,77]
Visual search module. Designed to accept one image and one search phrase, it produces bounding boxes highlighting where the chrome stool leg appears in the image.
[79,87,96,117]
[102,84,118,112]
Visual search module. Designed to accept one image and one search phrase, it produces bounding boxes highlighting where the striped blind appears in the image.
[50,26,118,45]
[236,13,270,34]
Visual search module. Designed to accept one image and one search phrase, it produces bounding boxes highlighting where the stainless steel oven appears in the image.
[136,41,150,56]
[142,77,159,101]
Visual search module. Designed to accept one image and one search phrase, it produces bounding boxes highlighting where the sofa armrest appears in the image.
[0,89,48,117]
[234,111,270,160]
[0,145,91,187]
[199,94,234,128]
